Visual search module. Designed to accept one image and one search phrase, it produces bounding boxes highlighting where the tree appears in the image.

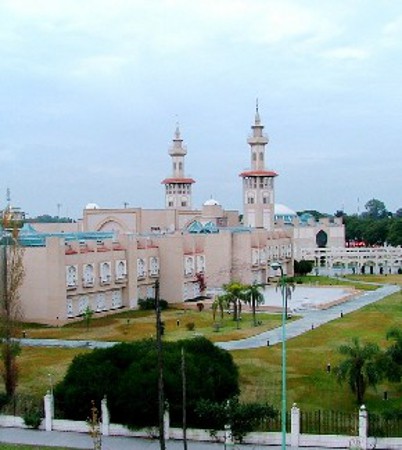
[243,282,264,327]
[297,210,327,220]
[363,198,388,219]
[395,208,402,218]
[0,234,25,397]
[362,218,390,246]
[294,260,314,276]
[55,337,239,428]
[222,282,246,322]
[387,219,402,246]
[335,337,383,405]
[383,327,402,383]
[212,294,227,322]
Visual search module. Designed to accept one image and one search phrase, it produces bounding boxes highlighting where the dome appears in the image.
[203,198,220,206]
[85,203,100,210]
[274,203,297,217]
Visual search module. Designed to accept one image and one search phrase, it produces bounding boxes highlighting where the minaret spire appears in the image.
[255,98,261,124]
[239,103,277,230]
[161,124,195,210]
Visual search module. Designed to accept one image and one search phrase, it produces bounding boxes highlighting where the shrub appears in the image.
[196,397,276,442]
[186,322,195,331]
[138,297,168,310]
[55,338,239,429]
[196,302,204,311]
[23,407,42,429]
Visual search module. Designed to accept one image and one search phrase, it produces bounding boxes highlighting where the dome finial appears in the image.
[255,98,261,124]
[174,115,181,139]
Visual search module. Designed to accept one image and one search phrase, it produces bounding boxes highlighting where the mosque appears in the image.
[1,107,345,324]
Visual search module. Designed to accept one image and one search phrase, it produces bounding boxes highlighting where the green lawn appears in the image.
[4,275,402,415]
[232,289,402,414]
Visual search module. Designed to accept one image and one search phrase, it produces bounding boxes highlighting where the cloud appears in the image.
[70,54,129,79]
[321,46,370,61]
[382,15,402,47]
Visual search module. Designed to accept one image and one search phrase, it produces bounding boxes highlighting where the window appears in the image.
[100,262,111,284]
[66,265,78,288]
[96,293,106,312]
[115,260,127,280]
[149,257,159,277]
[111,290,122,309]
[83,264,94,287]
[196,255,205,273]
[66,298,74,317]
[137,258,146,278]
[184,256,194,276]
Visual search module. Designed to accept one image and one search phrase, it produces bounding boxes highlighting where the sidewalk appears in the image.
[0,427,335,449]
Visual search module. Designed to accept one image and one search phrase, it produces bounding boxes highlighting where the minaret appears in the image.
[161,124,195,209]
[239,102,277,230]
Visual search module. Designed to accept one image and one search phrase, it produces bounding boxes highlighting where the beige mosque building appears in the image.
[1,108,347,324]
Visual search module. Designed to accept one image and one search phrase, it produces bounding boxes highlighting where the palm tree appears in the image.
[384,327,402,382]
[244,282,265,326]
[222,282,246,322]
[212,294,228,322]
[275,277,295,319]
[335,337,383,405]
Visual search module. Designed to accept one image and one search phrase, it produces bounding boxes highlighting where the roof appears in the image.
[203,198,220,206]
[161,178,196,184]
[239,170,278,178]
[274,203,297,217]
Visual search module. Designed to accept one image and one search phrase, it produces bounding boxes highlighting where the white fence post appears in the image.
[359,405,368,450]
[291,403,300,449]
[163,406,170,441]
[224,423,234,448]
[44,391,53,431]
[101,396,110,436]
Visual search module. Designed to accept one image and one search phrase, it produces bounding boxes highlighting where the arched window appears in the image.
[316,230,328,248]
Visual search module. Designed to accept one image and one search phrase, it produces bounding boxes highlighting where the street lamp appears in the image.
[271,261,286,450]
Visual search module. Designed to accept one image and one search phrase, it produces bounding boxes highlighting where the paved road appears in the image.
[0,426,336,450]
[18,284,400,352]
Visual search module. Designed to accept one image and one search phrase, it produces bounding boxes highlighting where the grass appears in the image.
[6,275,402,415]
[232,288,402,414]
[21,307,292,343]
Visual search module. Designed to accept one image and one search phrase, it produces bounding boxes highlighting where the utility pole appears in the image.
[155,280,165,450]
[182,347,187,450]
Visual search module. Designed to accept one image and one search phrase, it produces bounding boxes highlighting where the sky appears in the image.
[0,0,401,219]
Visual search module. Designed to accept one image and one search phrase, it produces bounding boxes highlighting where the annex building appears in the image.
[1,108,346,324]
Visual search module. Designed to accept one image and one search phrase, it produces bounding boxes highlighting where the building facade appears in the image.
[1,107,353,324]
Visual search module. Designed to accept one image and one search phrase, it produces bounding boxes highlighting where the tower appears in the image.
[161,124,195,209]
[239,103,277,230]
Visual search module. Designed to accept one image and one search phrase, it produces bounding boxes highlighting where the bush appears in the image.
[186,322,195,331]
[195,397,276,442]
[0,393,9,410]
[23,407,42,429]
[138,297,168,310]
[55,337,239,429]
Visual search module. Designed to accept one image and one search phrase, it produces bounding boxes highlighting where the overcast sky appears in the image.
[1,0,401,219]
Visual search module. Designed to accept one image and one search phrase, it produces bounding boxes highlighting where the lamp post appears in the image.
[271,261,286,450]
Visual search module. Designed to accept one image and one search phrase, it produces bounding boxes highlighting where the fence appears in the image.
[1,393,402,450]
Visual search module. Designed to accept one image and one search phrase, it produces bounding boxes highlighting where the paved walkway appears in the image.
[0,426,337,449]
[217,283,400,351]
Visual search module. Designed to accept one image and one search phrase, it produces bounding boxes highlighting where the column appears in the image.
[291,403,300,449]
